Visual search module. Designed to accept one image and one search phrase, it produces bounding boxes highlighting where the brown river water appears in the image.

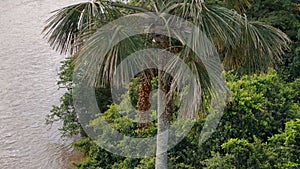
[0,0,85,168]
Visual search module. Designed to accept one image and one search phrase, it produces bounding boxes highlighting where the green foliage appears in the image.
[203,138,271,168]
[201,71,300,168]
[46,57,83,137]
[221,70,300,141]
[72,138,100,169]
[71,71,300,168]
[48,55,300,168]
[135,157,156,169]
[203,119,300,169]
[49,55,300,168]
[268,119,300,168]
[47,90,82,137]
[128,77,140,109]
[72,137,128,169]
[46,57,113,138]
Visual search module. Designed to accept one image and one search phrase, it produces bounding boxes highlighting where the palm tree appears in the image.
[44,0,290,168]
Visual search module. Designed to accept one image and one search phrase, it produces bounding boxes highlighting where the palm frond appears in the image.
[164,1,290,72]
[165,1,243,53]
[74,22,151,87]
[224,0,252,14]
[43,1,122,54]
[223,19,291,72]
[200,5,242,51]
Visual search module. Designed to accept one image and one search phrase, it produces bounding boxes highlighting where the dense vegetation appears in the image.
[45,0,300,168]
[50,65,300,168]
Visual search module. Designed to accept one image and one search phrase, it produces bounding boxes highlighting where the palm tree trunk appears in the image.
[136,69,170,169]
[155,116,168,169]
[155,69,169,169]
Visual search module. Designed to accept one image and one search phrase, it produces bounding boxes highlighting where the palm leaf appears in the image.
[224,0,252,14]
[74,22,151,87]
[222,19,291,72]
[164,1,290,72]
[165,1,243,54]
[43,1,122,54]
